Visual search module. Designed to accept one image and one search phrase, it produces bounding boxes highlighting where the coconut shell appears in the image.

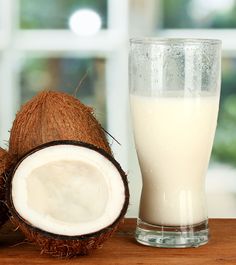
[9,90,111,159]
[7,140,129,258]
[0,148,13,226]
[9,217,120,257]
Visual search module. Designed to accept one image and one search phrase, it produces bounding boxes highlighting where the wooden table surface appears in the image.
[0,218,235,265]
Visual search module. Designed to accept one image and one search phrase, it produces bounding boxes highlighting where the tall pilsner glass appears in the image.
[129,38,221,248]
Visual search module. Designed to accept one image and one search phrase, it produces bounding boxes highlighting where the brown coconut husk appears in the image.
[9,217,121,257]
[9,90,111,159]
[0,148,13,226]
[7,141,129,258]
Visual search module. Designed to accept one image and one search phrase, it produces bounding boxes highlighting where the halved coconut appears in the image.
[6,141,129,257]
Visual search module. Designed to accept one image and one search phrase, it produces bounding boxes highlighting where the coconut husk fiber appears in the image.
[0,148,12,226]
[9,90,111,159]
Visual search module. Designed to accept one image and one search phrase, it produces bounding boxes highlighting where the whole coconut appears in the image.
[9,91,111,159]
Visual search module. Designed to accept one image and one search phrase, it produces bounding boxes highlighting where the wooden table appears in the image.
[0,218,235,264]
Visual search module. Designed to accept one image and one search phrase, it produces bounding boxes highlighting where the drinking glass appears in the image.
[129,38,221,248]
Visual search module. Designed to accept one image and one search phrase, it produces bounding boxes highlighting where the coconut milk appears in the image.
[130,94,219,226]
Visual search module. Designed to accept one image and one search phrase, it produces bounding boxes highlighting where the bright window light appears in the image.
[69,9,102,36]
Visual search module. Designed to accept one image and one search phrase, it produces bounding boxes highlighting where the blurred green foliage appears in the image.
[163,0,193,28]
[163,0,236,28]
[20,0,107,29]
[212,59,236,166]
[20,57,107,127]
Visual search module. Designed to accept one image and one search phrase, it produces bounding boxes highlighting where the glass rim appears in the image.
[130,38,222,46]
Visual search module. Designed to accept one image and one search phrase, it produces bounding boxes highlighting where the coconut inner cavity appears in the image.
[11,144,125,236]
[27,160,108,223]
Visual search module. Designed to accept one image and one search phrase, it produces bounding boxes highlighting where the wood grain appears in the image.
[0,219,235,265]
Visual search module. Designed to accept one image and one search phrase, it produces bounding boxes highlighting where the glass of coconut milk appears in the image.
[129,38,221,248]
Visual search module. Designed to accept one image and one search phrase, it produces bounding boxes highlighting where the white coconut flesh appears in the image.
[11,144,126,236]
